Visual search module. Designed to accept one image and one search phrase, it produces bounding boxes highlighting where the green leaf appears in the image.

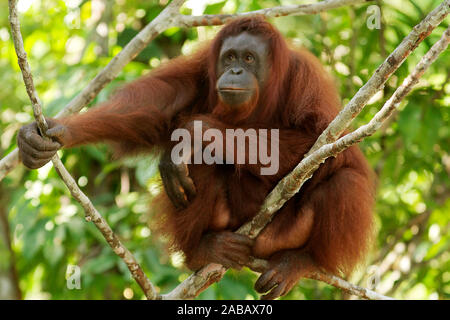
[204,1,227,15]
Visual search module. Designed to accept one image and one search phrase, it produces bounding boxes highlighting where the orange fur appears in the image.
[54,16,375,277]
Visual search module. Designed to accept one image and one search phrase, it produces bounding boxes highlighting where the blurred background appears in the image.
[0,0,449,300]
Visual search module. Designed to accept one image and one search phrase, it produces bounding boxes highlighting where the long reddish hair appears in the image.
[206,16,340,130]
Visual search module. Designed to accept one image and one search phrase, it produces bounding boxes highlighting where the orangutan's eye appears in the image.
[244,53,255,64]
[227,53,236,61]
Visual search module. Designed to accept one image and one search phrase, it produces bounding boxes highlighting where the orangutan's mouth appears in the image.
[218,87,250,92]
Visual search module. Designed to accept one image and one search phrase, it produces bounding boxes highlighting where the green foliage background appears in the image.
[0,0,448,300]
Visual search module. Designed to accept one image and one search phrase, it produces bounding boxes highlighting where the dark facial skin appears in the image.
[216,32,270,107]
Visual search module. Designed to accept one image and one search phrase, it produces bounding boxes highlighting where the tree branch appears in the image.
[307,0,449,155]
[175,0,367,27]
[310,271,393,300]
[8,0,159,300]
